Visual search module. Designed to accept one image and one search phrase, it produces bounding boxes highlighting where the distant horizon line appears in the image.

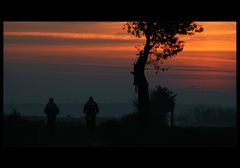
[3,102,236,106]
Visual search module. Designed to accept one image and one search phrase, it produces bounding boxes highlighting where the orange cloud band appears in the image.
[4,31,142,41]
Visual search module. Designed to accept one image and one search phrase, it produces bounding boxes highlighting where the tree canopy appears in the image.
[124,21,204,70]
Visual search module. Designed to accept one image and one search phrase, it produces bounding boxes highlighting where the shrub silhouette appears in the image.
[149,86,177,127]
[8,107,22,123]
[131,85,177,127]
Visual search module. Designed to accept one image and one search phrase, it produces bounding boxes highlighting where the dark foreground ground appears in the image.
[2,118,237,147]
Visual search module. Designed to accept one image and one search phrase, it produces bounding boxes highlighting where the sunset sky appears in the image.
[3,22,236,107]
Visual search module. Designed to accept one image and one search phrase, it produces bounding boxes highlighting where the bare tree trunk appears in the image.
[133,35,152,125]
[136,67,149,123]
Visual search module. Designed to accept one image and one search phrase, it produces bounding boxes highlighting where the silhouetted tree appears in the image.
[124,21,203,123]
[150,86,177,127]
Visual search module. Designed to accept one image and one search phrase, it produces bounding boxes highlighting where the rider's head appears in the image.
[49,98,54,102]
[89,97,93,101]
